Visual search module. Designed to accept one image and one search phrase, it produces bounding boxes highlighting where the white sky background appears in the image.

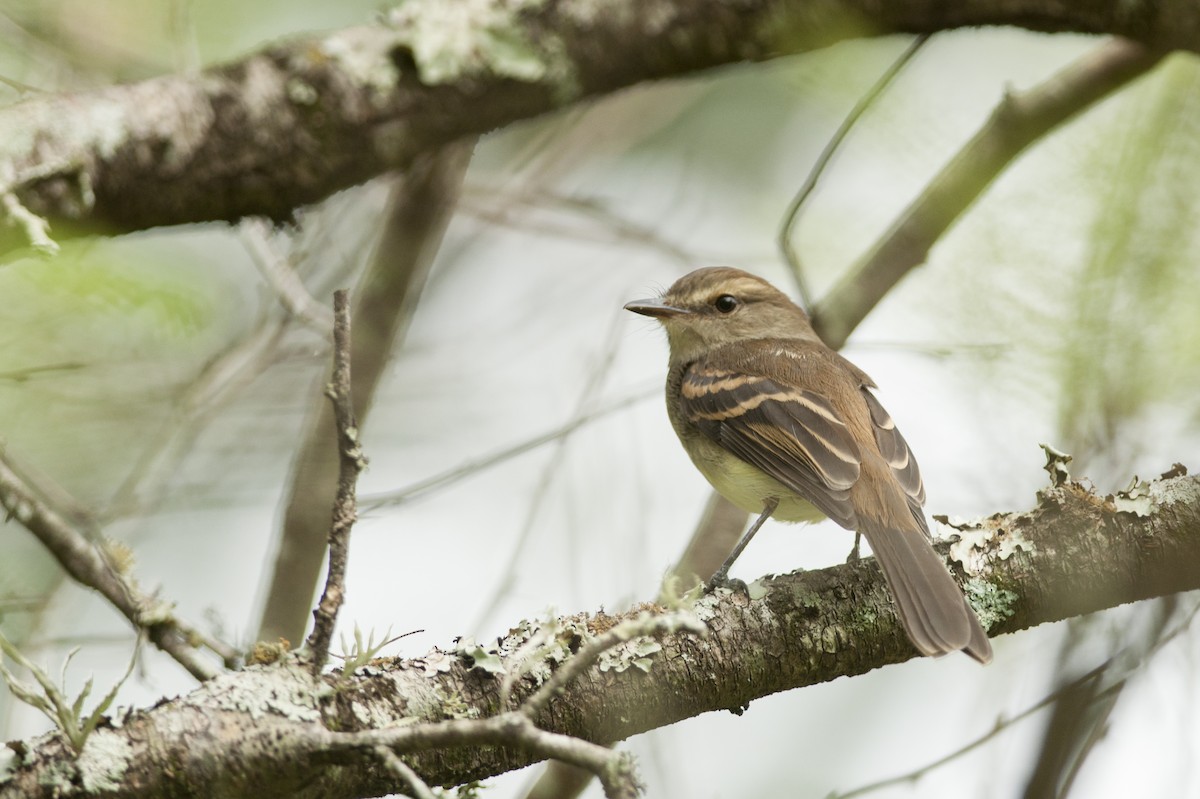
[1,10,1199,799]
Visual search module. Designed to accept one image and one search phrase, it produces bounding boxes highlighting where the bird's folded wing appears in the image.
[860,387,925,505]
[859,387,931,536]
[680,363,861,528]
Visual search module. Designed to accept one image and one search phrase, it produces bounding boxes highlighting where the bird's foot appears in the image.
[845,532,862,564]
[705,571,749,595]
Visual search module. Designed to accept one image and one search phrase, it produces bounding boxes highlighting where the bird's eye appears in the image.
[713,294,739,313]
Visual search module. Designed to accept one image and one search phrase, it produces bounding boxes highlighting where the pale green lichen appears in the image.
[454,637,506,675]
[436,686,478,720]
[385,0,574,94]
[1111,475,1155,517]
[75,729,133,793]
[202,662,322,723]
[964,578,1018,630]
[691,591,722,622]
[0,745,15,785]
[597,638,662,674]
[317,28,401,102]
[945,518,1036,575]
[286,78,319,106]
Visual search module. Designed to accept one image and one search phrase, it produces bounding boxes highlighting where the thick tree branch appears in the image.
[0,1,1192,256]
[2,466,1196,798]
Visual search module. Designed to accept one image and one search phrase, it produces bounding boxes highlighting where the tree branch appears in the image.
[2,465,1196,798]
[304,290,365,675]
[0,451,233,681]
[812,37,1164,347]
[258,141,473,645]
[0,2,1192,257]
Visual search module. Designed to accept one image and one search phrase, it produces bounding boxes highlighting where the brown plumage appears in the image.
[626,266,991,663]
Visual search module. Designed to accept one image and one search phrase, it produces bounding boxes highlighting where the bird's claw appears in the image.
[705,573,749,595]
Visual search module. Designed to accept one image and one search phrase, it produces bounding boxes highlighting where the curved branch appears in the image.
[2,467,1197,798]
[0,452,231,681]
[0,2,1191,256]
[811,37,1163,347]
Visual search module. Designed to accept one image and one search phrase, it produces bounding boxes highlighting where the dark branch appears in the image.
[0,3,1193,257]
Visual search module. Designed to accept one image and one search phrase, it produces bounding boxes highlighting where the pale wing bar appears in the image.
[682,366,862,528]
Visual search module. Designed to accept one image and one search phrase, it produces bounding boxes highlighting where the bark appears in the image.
[2,468,1196,799]
[0,0,1193,256]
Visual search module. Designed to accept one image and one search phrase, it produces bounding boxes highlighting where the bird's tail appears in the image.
[861,523,993,664]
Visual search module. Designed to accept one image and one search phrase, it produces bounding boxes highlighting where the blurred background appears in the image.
[1,2,1199,797]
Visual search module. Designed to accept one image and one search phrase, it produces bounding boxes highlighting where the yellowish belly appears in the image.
[687,438,825,524]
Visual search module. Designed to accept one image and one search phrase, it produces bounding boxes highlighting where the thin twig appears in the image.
[260,142,474,645]
[521,610,706,721]
[327,610,702,798]
[832,599,1200,799]
[778,34,930,309]
[0,450,229,680]
[813,38,1164,349]
[240,218,334,332]
[460,186,701,266]
[1,191,58,256]
[103,317,291,521]
[306,289,366,675]
[336,708,640,799]
[470,316,628,632]
[361,387,654,510]
[373,746,437,799]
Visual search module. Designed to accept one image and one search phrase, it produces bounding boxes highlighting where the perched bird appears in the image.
[625,267,991,663]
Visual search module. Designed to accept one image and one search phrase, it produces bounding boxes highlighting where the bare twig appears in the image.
[521,610,706,721]
[1,191,58,256]
[778,34,930,309]
[341,715,640,799]
[306,289,366,675]
[0,450,231,680]
[831,599,1200,799]
[812,38,1164,348]
[361,387,654,510]
[460,186,702,266]
[239,219,334,332]
[373,745,436,799]
[259,141,474,645]
[103,318,291,520]
[471,316,627,632]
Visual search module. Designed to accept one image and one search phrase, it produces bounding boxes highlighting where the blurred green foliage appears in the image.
[1058,55,1200,465]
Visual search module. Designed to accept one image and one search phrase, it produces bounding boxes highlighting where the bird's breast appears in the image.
[684,433,826,524]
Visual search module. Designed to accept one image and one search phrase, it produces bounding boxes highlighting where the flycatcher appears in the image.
[626,266,991,663]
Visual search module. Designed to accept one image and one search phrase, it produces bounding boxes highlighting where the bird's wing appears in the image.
[859,386,929,534]
[680,361,862,528]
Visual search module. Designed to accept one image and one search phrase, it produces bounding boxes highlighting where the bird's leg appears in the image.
[846,532,862,563]
[706,497,778,592]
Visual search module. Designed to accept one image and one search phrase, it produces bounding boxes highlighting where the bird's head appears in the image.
[624,267,818,361]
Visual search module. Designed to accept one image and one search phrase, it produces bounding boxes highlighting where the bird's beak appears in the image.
[624,299,691,319]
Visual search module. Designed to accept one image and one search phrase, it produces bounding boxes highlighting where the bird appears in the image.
[625,266,991,663]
